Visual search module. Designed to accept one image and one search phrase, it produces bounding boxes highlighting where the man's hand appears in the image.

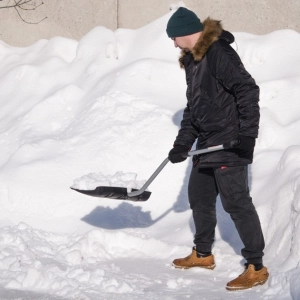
[224,135,255,150]
[168,145,189,163]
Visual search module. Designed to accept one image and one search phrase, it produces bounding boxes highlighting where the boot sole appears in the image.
[226,278,268,291]
[173,263,216,270]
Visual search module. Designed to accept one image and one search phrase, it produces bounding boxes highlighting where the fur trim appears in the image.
[179,18,223,68]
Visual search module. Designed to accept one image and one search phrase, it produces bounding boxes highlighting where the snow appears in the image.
[71,171,146,192]
[0,4,300,300]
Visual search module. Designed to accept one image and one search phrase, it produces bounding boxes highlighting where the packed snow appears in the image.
[0,3,300,299]
[71,171,146,192]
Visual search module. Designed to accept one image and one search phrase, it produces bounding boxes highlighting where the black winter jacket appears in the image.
[174,18,260,167]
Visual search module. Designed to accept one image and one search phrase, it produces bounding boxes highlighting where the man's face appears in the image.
[171,32,201,52]
[171,36,191,51]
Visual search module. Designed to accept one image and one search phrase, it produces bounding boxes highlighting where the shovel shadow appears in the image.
[81,202,173,229]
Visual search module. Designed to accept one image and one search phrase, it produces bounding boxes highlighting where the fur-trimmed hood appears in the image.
[179,18,234,67]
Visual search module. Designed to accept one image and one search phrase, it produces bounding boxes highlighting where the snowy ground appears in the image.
[0,3,300,299]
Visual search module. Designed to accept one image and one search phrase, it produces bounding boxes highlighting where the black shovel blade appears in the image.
[71,186,151,202]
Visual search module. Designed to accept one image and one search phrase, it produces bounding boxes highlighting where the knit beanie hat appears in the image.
[166,7,204,38]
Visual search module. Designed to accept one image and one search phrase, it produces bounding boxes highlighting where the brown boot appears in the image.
[172,248,215,269]
[226,264,269,291]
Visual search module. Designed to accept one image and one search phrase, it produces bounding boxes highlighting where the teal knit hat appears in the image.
[166,7,204,38]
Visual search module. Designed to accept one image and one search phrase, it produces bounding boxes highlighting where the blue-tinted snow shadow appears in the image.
[81,202,173,229]
[0,289,67,300]
[170,109,191,212]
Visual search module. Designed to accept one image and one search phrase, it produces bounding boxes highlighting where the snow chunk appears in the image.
[22,267,42,288]
[65,250,84,265]
[167,279,178,289]
[170,1,186,11]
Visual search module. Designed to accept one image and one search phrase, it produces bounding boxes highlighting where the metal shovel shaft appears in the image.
[187,144,224,156]
[127,145,224,198]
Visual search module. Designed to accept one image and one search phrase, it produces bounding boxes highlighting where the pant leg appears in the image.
[214,166,265,264]
[188,166,219,253]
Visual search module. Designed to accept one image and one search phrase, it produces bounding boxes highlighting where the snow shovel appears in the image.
[71,145,224,202]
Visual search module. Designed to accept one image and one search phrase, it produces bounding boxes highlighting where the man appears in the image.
[166,7,269,291]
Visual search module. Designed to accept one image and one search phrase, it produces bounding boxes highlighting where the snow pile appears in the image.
[71,171,146,192]
[0,5,300,300]
[0,223,183,298]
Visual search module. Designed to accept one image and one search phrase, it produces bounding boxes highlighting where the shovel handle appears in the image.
[187,144,224,156]
[127,144,224,198]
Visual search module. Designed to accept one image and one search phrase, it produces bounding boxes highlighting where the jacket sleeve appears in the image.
[174,103,199,148]
[208,41,260,138]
